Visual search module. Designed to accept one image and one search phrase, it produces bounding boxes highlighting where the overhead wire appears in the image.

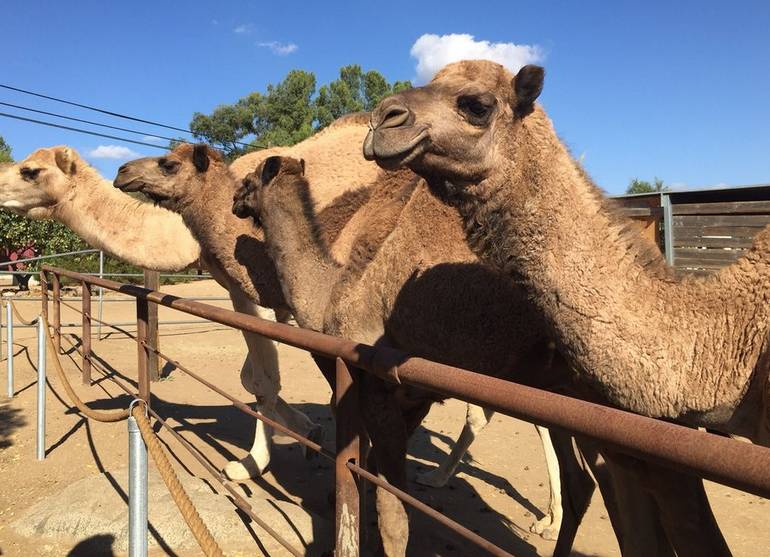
[0,83,262,150]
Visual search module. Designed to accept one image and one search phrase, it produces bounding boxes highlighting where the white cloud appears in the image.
[258,41,298,55]
[142,135,164,144]
[410,33,544,83]
[88,145,139,160]
[234,23,253,34]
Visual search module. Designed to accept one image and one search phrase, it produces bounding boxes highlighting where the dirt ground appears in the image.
[1,279,768,556]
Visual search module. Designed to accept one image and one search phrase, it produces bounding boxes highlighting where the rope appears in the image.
[41,314,224,555]
[131,405,224,557]
[8,301,39,326]
[43,316,129,422]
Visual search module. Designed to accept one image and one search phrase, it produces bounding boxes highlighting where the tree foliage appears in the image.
[0,136,12,163]
[189,65,411,159]
[626,177,668,194]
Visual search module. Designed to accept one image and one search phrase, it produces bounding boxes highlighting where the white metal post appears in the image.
[6,301,13,398]
[128,409,148,557]
[36,315,46,460]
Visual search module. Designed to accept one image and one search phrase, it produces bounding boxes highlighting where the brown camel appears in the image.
[235,155,702,557]
[0,146,312,481]
[364,60,753,555]
[112,117,391,480]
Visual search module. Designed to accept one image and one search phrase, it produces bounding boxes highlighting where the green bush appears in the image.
[0,211,201,285]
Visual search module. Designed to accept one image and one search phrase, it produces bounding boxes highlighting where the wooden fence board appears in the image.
[673,214,770,227]
[673,200,770,215]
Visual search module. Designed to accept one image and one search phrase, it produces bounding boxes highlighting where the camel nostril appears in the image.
[117,164,128,174]
[373,101,413,131]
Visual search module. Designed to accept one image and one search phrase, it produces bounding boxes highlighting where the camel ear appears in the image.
[54,147,77,175]
[261,156,282,185]
[512,65,544,117]
[192,144,210,172]
[300,158,306,176]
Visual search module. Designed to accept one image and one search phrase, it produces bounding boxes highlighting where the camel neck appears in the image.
[451,110,770,423]
[258,178,341,331]
[51,168,200,271]
[178,168,286,310]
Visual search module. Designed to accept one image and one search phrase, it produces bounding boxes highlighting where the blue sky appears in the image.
[1,0,769,194]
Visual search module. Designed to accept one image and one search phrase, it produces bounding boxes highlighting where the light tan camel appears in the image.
[364,60,750,556]
[0,147,200,270]
[235,155,687,557]
[0,146,307,481]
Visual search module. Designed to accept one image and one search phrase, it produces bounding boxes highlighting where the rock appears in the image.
[13,467,331,555]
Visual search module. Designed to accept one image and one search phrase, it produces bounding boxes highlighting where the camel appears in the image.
[110,115,556,499]
[0,146,310,481]
[364,59,754,555]
[234,154,699,557]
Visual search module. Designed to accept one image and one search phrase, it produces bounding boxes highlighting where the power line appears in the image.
[0,112,172,150]
[0,101,179,144]
[0,83,193,135]
[0,83,261,150]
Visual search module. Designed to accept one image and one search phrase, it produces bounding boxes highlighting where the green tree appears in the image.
[0,135,12,163]
[315,64,412,129]
[190,65,410,156]
[626,177,668,194]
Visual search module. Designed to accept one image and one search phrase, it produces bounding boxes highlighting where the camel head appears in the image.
[232,156,306,225]
[363,60,544,194]
[0,146,84,218]
[114,143,225,209]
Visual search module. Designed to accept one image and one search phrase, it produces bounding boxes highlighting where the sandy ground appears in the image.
[1,279,769,556]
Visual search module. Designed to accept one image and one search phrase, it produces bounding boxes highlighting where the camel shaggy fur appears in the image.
[364,59,747,556]
[0,146,294,480]
[235,155,628,556]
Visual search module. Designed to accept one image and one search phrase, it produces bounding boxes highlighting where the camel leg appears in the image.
[360,375,410,557]
[634,460,731,557]
[550,432,596,557]
[416,404,494,488]
[529,425,563,540]
[223,297,321,480]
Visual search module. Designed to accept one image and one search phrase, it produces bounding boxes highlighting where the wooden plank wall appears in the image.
[671,200,770,273]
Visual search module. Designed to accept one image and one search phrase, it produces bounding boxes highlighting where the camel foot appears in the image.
[415,467,450,488]
[224,455,267,481]
[530,514,559,541]
[304,425,326,460]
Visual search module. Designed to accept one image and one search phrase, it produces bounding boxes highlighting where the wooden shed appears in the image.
[612,183,770,275]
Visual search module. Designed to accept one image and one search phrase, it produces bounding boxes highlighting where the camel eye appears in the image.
[20,167,41,181]
[159,158,181,174]
[458,95,495,125]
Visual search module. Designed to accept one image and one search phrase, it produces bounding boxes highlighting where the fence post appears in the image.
[335,357,361,557]
[128,409,148,557]
[661,192,675,266]
[1,300,3,365]
[5,301,12,398]
[136,298,151,406]
[36,314,46,460]
[143,270,160,382]
[51,272,61,354]
[97,251,104,340]
[82,281,91,385]
[40,271,48,324]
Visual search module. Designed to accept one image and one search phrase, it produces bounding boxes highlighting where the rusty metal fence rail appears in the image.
[36,264,770,556]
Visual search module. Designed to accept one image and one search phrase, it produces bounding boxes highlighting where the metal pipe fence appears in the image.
[28,264,770,556]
